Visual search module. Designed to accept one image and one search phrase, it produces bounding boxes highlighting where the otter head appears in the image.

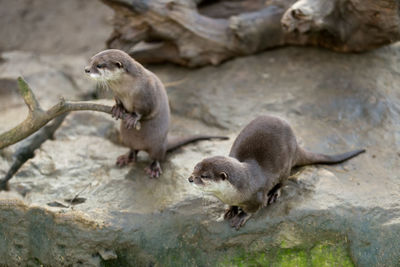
[188,156,246,205]
[84,49,132,82]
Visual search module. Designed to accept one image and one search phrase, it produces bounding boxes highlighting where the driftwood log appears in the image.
[102,0,400,67]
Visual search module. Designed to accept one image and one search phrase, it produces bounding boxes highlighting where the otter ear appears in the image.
[219,172,228,180]
[115,61,122,68]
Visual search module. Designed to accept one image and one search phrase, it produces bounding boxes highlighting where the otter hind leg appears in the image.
[116,149,138,167]
[145,161,162,178]
[230,210,252,230]
[145,144,166,178]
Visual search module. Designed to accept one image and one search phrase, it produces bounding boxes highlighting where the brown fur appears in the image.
[189,115,365,229]
[85,49,227,178]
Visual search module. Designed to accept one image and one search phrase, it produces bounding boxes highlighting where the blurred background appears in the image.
[0,0,113,56]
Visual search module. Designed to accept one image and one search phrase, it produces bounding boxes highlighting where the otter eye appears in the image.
[219,172,228,180]
[200,175,208,179]
[115,62,122,68]
[96,64,103,69]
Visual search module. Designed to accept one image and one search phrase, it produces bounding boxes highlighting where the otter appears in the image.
[188,115,365,230]
[85,49,228,178]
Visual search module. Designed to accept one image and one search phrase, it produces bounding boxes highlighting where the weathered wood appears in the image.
[282,0,400,52]
[0,78,122,150]
[102,0,400,67]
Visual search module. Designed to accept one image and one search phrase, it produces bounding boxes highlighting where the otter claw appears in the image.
[111,104,125,120]
[125,118,140,130]
[135,121,141,130]
[230,211,251,230]
[145,167,162,178]
[224,206,239,220]
[267,188,281,205]
[145,161,162,178]
[124,114,141,130]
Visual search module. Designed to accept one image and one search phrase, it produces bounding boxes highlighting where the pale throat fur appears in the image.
[192,157,250,206]
[89,65,141,113]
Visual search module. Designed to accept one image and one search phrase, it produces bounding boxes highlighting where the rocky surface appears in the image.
[0,0,113,56]
[0,1,399,265]
[0,44,399,266]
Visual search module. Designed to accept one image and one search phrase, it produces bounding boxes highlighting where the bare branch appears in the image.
[0,113,68,191]
[0,77,119,150]
[17,77,43,114]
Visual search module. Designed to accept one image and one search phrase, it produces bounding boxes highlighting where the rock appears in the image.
[0,0,113,56]
[0,51,95,111]
[0,51,99,181]
[1,44,400,266]
[98,249,117,261]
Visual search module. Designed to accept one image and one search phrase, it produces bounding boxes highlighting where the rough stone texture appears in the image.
[0,0,113,56]
[1,43,400,266]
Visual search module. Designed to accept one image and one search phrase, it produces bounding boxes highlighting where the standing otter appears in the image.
[85,49,227,178]
[188,115,365,229]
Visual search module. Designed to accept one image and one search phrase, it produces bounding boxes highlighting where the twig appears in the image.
[67,183,91,206]
[163,77,188,87]
[47,184,90,208]
[0,77,122,150]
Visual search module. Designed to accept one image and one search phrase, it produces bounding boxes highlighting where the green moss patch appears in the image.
[219,241,354,267]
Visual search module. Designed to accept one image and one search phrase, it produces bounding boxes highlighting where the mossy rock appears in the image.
[219,241,354,267]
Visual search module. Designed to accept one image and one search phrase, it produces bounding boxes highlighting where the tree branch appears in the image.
[0,77,120,150]
[17,77,43,114]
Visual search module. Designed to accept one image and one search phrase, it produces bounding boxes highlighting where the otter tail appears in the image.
[295,147,366,166]
[167,135,229,153]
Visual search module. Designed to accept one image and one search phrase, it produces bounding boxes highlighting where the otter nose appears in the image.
[84,67,90,73]
[188,176,194,183]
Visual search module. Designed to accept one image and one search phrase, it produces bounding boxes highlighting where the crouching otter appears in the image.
[188,115,365,229]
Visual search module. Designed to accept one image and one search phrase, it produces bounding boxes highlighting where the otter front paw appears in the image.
[230,211,251,230]
[224,206,239,220]
[145,161,162,178]
[124,113,142,130]
[111,104,125,120]
[267,188,281,205]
